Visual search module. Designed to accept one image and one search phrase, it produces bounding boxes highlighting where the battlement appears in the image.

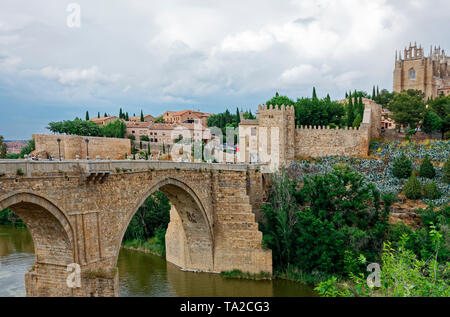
[257,104,295,113]
[296,125,361,131]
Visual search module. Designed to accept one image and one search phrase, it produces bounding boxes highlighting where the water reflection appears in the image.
[0,226,317,297]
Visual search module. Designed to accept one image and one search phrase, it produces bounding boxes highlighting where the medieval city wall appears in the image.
[33,134,131,160]
[294,125,369,158]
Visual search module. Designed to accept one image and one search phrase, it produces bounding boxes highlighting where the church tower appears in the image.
[394,43,449,99]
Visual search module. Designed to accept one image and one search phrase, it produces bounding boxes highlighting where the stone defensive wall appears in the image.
[238,102,381,167]
[294,125,369,157]
[33,134,131,160]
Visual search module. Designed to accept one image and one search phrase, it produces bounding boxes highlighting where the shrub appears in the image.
[16,168,24,176]
[423,181,441,200]
[419,156,435,179]
[392,153,412,179]
[444,158,450,184]
[404,174,422,200]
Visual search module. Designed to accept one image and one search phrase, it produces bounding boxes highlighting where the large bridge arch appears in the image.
[116,177,215,272]
[0,191,75,265]
[0,191,76,296]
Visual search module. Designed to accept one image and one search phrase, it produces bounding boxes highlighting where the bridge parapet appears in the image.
[0,160,268,177]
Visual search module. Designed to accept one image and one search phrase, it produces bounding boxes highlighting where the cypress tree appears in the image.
[236,107,240,124]
[119,108,123,119]
[97,112,100,118]
[104,112,108,117]
[347,94,355,127]
[326,93,331,101]
[125,112,129,121]
[147,142,150,155]
[163,142,166,154]
[372,86,376,100]
[312,87,317,100]
[140,110,144,122]
[85,111,90,121]
[345,92,348,98]
[358,95,364,116]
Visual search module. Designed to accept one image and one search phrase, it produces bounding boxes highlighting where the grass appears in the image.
[122,237,165,257]
[82,267,118,279]
[221,269,272,280]
[274,266,334,285]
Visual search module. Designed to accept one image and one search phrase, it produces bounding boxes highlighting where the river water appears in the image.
[0,225,317,297]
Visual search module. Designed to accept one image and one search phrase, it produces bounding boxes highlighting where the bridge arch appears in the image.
[0,191,75,266]
[117,177,215,272]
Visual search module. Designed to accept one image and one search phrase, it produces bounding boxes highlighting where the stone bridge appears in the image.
[0,160,272,297]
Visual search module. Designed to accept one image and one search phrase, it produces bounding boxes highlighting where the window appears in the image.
[409,68,416,80]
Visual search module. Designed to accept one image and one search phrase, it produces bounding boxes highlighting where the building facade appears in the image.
[394,43,449,99]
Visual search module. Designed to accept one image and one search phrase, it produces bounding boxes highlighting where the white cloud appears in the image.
[24,66,121,85]
[220,30,274,52]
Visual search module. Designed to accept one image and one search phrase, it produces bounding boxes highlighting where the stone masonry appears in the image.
[33,134,131,160]
[239,103,381,169]
[0,160,271,297]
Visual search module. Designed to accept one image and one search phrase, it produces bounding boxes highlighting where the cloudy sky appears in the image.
[0,0,449,139]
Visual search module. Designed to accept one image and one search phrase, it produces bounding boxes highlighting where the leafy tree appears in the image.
[123,191,171,242]
[19,139,35,158]
[0,135,7,158]
[140,135,149,142]
[428,95,450,139]
[374,89,395,108]
[154,116,165,123]
[443,158,450,184]
[100,120,127,138]
[128,135,136,141]
[404,174,421,200]
[392,153,413,179]
[0,208,25,227]
[265,93,295,107]
[422,110,443,135]
[388,89,426,131]
[419,156,436,179]
[47,119,102,136]
[295,97,345,127]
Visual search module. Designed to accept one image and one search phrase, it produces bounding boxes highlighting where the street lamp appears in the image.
[57,138,61,161]
[85,138,90,160]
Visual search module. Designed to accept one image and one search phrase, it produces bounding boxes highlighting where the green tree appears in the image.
[100,120,127,138]
[428,95,450,139]
[85,111,90,121]
[19,139,35,158]
[423,181,441,199]
[0,135,7,158]
[388,89,426,131]
[154,116,165,123]
[443,158,450,183]
[392,153,413,179]
[140,110,144,122]
[419,156,436,179]
[347,94,355,127]
[97,112,100,118]
[352,113,362,128]
[404,174,421,200]
[265,93,295,107]
[422,110,442,135]
[123,191,171,242]
[312,87,318,100]
[374,89,395,108]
